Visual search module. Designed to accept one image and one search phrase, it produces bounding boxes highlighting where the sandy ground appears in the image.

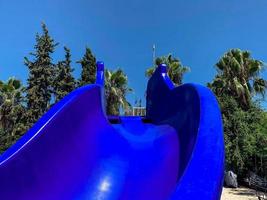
[221,187,259,200]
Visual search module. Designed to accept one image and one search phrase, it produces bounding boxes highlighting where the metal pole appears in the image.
[152,44,156,66]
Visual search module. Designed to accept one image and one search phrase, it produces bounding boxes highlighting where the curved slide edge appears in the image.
[0,61,106,164]
[146,64,225,200]
[0,84,110,199]
[0,85,95,164]
[0,62,111,199]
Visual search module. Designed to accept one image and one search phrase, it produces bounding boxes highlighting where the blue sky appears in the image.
[1,0,267,106]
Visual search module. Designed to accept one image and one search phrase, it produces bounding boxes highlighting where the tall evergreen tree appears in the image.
[24,23,58,125]
[77,47,96,86]
[54,46,76,102]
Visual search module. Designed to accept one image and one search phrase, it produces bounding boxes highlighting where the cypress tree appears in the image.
[54,46,76,102]
[77,47,96,86]
[24,23,58,125]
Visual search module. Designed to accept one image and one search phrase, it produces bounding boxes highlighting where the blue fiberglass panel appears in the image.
[146,64,225,200]
[0,85,116,199]
[112,116,179,199]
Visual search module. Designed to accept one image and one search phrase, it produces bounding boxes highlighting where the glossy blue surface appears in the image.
[147,64,225,199]
[0,63,224,199]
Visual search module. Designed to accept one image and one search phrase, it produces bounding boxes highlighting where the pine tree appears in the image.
[54,46,76,102]
[77,47,96,86]
[24,23,58,125]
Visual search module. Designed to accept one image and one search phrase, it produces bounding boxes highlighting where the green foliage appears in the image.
[105,69,132,115]
[208,49,267,110]
[0,78,27,153]
[146,54,190,85]
[54,46,76,102]
[220,96,265,176]
[0,23,134,153]
[78,47,96,86]
[255,111,267,177]
[209,49,267,178]
[24,23,58,125]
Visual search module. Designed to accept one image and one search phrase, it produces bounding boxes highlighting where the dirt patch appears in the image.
[221,187,258,200]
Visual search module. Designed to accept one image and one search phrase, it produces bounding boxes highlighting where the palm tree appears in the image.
[0,78,26,148]
[145,54,190,85]
[0,78,23,104]
[104,69,132,115]
[208,49,267,109]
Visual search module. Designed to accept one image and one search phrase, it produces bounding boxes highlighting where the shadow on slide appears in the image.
[0,62,224,200]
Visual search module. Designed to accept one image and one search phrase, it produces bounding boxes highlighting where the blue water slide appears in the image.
[0,62,224,200]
